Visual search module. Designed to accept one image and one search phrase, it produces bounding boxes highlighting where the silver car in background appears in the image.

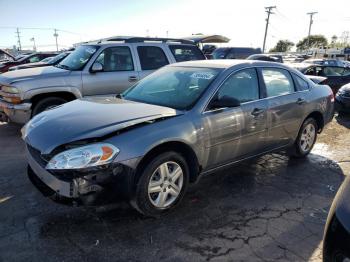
[23,60,334,216]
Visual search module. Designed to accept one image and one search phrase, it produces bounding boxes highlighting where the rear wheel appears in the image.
[290,118,318,158]
[32,97,67,117]
[132,151,189,217]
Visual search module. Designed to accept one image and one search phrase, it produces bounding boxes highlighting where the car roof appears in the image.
[169,59,291,69]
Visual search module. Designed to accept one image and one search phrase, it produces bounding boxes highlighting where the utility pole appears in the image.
[262,6,276,53]
[16,28,22,51]
[53,29,59,51]
[307,12,318,49]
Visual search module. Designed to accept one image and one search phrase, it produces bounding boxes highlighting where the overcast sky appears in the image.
[0,0,349,51]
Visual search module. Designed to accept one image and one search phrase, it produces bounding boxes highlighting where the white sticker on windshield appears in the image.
[191,72,214,80]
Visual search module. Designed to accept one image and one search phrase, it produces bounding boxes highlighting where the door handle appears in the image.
[296,98,306,105]
[128,76,138,82]
[251,108,265,116]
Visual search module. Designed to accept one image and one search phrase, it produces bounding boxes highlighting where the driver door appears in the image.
[82,45,139,96]
[202,68,268,169]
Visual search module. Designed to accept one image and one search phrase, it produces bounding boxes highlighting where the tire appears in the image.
[132,151,189,217]
[290,118,318,158]
[32,97,67,117]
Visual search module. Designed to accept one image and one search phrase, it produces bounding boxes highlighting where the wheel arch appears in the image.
[134,141,201,185]
[305,111,325,133]
[30,91,78,110]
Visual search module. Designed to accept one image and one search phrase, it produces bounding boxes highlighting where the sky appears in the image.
[0,0,349,52]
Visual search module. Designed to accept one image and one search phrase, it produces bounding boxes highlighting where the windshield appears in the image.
[122,66,221,110]
[47,52,68,64]
[56,45,98,70]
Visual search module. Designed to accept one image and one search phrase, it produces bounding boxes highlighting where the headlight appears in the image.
[1,86,19,94]
[46,143,119,170]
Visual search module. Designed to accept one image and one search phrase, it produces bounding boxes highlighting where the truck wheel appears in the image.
[132,151,189,217]
[290,118,318,158]
[32,97,67,117]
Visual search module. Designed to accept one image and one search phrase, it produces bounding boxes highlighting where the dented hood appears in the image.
[23,97,180,154]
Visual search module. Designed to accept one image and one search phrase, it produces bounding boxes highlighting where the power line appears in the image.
[263,6,276,53]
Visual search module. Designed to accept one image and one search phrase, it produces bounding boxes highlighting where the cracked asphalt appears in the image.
[0,116,349,262]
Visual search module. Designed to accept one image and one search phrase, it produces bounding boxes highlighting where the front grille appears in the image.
[27,145,48,168]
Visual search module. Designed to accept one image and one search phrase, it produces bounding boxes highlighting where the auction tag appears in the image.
[191,72,214,80]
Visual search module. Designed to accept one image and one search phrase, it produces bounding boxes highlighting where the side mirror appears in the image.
[90,62,103,73]
[209,96,240,110]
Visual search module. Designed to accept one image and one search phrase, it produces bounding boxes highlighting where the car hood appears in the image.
[23,97,181,154]
[0,66,69,85]
[13,62,48,69]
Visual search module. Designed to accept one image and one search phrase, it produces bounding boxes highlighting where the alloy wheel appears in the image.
[148,161,184,208]
[299,123,316,153]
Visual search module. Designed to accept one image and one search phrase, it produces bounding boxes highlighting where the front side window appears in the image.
[169,45,205,62]
[137,46,169,70]
[57,45,99,71]
[262,68,295,97]
[217,68,259,103]
[95,47,134,72]
[123,66,220,110]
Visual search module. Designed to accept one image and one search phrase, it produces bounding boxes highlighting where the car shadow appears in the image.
[336,113,350,129]
[36,152,345,261]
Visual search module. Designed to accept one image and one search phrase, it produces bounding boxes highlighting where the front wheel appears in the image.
[132,152,189,217]
[290,118,318,158]
[32,97,67,117]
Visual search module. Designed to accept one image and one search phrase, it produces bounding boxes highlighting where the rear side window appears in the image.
[262,68,295,97]
[95,47,134,71]
[217,68,259,103]
[137,46,169,70]
[169,45,205,62]
[293,74,309,91]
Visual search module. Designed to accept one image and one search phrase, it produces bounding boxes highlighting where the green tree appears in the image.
[296,35,328,50]
[269,40,294,52]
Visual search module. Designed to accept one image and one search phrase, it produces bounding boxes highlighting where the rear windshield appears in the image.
[169,45,205,62]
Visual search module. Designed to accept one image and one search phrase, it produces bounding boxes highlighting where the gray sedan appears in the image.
[22,60,334,216]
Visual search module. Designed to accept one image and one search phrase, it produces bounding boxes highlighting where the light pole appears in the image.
[30,37,36,51]
[53,29,59,51]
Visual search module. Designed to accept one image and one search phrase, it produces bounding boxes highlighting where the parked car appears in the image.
[303,59,348,67]
[0,37,205,124]
[22,60,334,216]
[211,47,261,59]
[0,52,58,73]
[323,175,350,262]
[202,44,217,55]
[8,51,72,71]
[246,54,283,63]
[290,63,350,94]
[335,83,350,113]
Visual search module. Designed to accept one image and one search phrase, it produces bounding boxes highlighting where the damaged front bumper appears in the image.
[26,145,137,206]
[0,97,31,124]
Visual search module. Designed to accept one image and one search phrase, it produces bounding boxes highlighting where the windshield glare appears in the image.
[57,45,98,70]
[122,66,220,110]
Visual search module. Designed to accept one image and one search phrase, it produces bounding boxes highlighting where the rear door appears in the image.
[259,67,306,149]
[132,44,172,80]
[202,68,268,168]
[82,45,139,96]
